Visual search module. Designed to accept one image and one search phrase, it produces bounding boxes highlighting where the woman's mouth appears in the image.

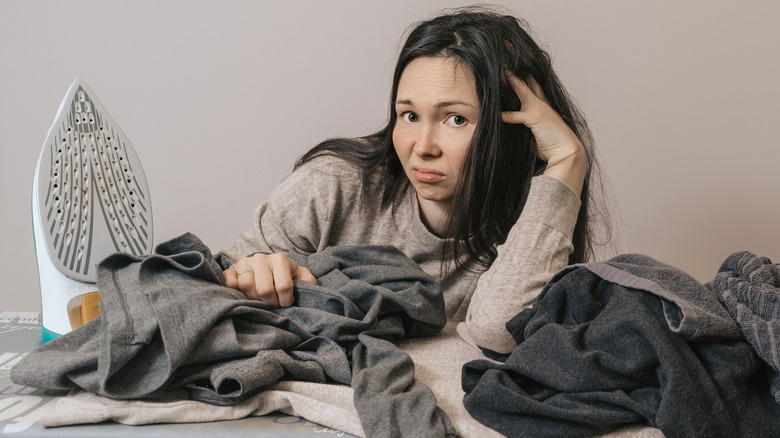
[412,168,444,183]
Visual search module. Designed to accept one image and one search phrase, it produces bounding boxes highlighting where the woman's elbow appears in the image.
[464,316,517,355]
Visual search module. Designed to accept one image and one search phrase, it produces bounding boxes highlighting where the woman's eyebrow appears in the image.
[437,100,478,109]
[395,99,478,109]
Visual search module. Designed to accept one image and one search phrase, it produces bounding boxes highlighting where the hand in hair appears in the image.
[222,253,317,308]
[501,71,587,196]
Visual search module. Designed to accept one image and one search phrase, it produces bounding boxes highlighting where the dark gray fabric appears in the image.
[462,253,780,438]
[13,233,454,437]
[590,254,743,341]
[708,251,780,403]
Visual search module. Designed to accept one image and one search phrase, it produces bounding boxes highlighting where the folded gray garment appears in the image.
[595,253,744,341]
[12,232,453,438]
[708,251,780,402]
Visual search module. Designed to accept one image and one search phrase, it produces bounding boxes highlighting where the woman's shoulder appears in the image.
[295,152,362,177]
[286,155,365,204]
[280,140,380,198]
[293,136,385,183]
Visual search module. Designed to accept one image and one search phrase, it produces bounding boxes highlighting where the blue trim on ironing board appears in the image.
[41,326,61,344]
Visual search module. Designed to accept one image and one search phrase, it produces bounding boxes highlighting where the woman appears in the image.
[220,7,605,355]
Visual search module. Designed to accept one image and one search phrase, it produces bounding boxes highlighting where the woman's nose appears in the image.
[413,125,442,157]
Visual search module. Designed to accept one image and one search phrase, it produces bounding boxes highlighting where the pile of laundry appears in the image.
[12,233,454,437]
[14,231,780,437]
[463,251,780,438]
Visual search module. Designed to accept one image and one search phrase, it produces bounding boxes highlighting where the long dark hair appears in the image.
[296,6,608,269]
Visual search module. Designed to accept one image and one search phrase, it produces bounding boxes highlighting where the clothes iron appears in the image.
[32,78,153,342]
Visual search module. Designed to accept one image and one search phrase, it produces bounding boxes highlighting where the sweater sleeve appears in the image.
[219,156,354,264]
[462,175,581,354]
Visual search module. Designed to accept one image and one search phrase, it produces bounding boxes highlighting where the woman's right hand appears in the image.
[222,253,317,308]
[502,71,587,197]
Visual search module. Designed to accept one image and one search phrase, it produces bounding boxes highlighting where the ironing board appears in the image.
[0,312,355,437]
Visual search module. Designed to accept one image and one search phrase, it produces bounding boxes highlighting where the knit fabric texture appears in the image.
[13,233,454,438]
[462,253,780,438]
[708,251,780,403]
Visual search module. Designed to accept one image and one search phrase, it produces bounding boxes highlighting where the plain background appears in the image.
[2,0,778,312]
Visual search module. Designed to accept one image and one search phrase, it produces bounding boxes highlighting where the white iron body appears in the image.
[33,78,153,342]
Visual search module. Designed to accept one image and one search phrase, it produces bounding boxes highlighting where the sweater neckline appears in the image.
[407,191,448,252]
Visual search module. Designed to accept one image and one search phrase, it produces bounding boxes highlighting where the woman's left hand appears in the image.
[501,71,587,196]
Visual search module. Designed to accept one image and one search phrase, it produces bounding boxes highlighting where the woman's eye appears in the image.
[447,114,467,126]
[401,112,419,123]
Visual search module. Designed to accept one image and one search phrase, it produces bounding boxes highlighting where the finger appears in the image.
[234,254,276,305]
[505,70,537,103]
[270,256,295,308]
[251,262,280,308]
[236,269,261,300]
[523,76,548,104]
[293,265,317,285]
[503,72,539,126]
[501,110,530,125]
[222,267,239,289]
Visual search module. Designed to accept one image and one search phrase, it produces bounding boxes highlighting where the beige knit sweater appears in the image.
[221,154,581,355]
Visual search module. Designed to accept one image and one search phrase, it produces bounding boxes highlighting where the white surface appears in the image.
[33,160,97,335]
[2,0,779,312]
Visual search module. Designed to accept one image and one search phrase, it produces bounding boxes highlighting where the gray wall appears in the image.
[2,0,779,312]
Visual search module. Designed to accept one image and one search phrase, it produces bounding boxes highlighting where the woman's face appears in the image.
[393,56,480,214]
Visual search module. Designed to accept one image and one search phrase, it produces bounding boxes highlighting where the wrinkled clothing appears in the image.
[462,253,780,438]
[13,233,454,437]
[708,251,780,403]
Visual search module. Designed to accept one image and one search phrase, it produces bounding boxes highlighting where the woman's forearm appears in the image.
[463,175,581,354]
